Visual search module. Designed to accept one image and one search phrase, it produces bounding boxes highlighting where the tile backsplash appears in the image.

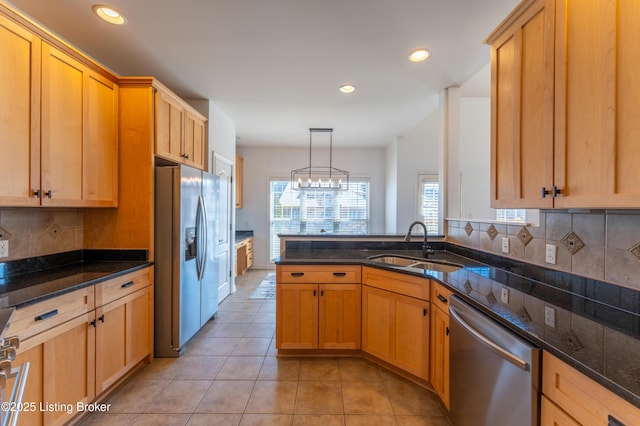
[0,208,83,261]
[447,211,640,292]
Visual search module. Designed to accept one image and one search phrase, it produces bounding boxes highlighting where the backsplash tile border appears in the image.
[447,210,640,292]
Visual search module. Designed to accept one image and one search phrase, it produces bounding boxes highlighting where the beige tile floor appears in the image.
[80,269,451,426]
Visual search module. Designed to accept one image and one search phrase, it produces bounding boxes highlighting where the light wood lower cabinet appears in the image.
[10,313,95,426]
[5,267,153,425]
[542,351,640,426]
[276,283,361,350]
[429,282,452,409]
[95,284,152,394]
[361,284,429,380]
[276,265,361,350]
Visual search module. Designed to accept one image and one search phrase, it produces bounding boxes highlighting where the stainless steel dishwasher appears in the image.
[449,295,540,426]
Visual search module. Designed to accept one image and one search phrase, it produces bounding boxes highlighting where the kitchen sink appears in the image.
[367,254,463,273]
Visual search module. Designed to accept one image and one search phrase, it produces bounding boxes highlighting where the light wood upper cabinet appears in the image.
[84,72,118,205]
[488,0,640,208]
[156,89,185,163]
[0,6,118,208]
[155,86,207,170]
[184,111,206,169]
[487,0,553,208]
[553,0,640,208]
[0,13,41,206]
[41,43,84,205]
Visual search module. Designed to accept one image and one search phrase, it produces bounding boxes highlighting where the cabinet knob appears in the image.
[45,190,52,198]
[34,189,41,198]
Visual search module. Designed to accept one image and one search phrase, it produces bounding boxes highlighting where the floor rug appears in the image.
[249,272,276,299]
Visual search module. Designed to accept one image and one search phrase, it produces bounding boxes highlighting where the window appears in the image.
[496,209,527,223]
[269,178,370,261]
[418,174,441,235]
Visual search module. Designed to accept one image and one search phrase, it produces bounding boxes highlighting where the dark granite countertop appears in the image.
[236,230,253,243]
[0,250,152,309]
[277,240,640,408]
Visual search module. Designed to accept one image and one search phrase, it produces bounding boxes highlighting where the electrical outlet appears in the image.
[501,237,510,254]
[545,306,556,328]
[0,240,8,258]
[501,287,509,304]
[545,244,557,264]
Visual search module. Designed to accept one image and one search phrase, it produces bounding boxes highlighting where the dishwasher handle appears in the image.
[449,305,529,371]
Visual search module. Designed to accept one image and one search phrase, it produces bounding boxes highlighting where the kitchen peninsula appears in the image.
[275,235,640,423]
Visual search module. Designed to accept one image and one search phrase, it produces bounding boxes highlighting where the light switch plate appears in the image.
[501,287,509,304]
[545,306,556,328]
[0,240,8,258]
[545,244,556,264]
[501,237,510,254]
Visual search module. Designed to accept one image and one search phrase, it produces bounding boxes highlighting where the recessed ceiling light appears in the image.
[408,48,430,62]
[92,4,127,25]
[339,84,356,94]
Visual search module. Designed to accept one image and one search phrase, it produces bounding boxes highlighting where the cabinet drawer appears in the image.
[362,266,430,301]
[6,286,94,341]
[96,267,152,307]
[277,265,361,283]
[542,351,640,425]
[431,281,453,313]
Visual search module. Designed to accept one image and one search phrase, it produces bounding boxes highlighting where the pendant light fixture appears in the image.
[291,128,349,191]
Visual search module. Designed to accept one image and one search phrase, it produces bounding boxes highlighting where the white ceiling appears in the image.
[7,0,518,148]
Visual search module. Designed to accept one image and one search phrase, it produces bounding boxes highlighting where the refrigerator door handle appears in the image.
[195,196,204,280]
[199,195,208,281]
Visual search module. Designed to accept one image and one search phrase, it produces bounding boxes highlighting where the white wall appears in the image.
[393,96,441,233]
[384,139,398,233]
[458,97,491,219]
[236,146,386,269]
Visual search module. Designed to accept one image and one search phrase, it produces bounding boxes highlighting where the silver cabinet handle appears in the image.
[449,306,529,371]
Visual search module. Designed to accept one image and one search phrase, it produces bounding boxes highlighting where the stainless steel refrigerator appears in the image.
[154,165,219,357]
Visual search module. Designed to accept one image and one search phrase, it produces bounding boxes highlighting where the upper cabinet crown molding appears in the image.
[488,0,640,209]
[0,2,118,82]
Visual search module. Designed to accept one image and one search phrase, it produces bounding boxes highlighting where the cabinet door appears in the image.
[83,72,118,206]
[0,14,41,206]
[43,313,96,425]
[394,293,429,380]
[319,283,361,349]
[430,305,450,409]
[489,0,554,208]
[183,111,206,169]
[6,344,44,425]
[276,283,318,349]
[362,285,394,363]
[541,395,581,426]
[554,0,640,208]
[40,43,84,206]
[155,89,185,162]
[96,285,152,394]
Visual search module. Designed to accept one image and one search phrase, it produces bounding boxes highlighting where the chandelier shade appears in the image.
[291,128,349,191]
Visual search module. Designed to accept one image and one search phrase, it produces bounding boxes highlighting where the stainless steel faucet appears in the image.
[404,221,433,258]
